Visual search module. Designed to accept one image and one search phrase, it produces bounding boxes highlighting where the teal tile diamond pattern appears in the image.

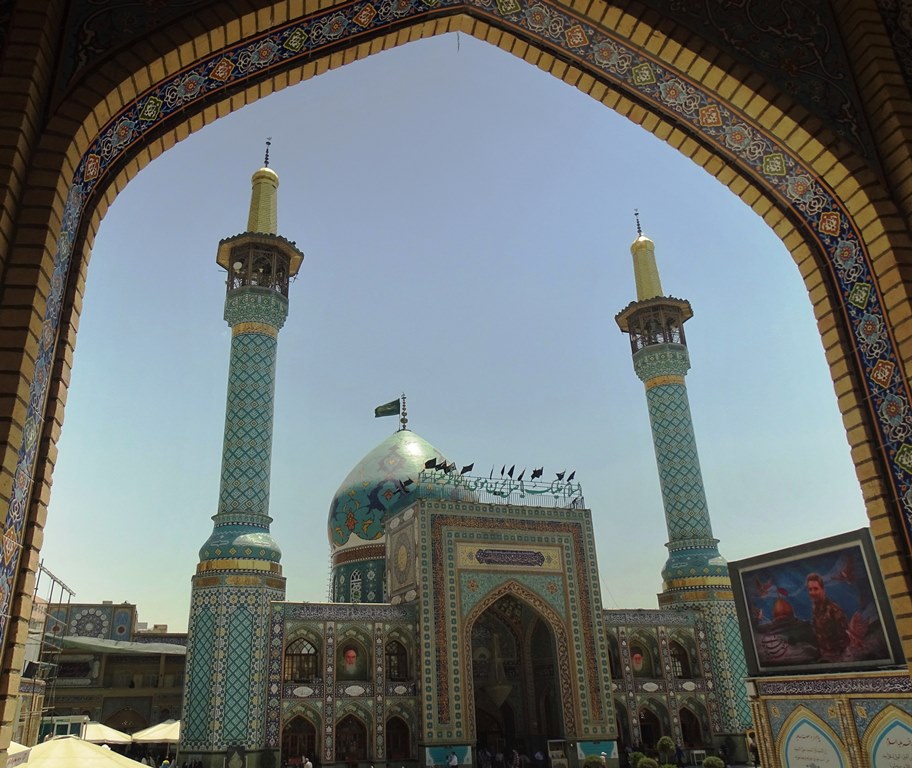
[720,608,751,729]
[223,605,255,743]
[645,382,713,543]
[183,581,284,752]
[224,289,289,329]
[218,332,278,518]
[682,600,749,733]
[633,345,691,381]
[183,600,216,747]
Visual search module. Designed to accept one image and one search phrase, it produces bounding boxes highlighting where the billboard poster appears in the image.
[729,528,901,675]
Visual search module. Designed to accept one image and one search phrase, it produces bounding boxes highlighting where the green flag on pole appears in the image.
[374,398,400,418]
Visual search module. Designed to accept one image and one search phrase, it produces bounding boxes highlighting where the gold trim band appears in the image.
[196,559,283,574]
[665,576,732,588]
[645,374,685,389]
[233,322,278,338]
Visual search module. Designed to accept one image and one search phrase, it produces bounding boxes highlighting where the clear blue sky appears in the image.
[39,33,867,632]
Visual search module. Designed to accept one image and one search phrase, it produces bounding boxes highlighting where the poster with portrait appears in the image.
[338,644,367,680]
[729,528,902,675]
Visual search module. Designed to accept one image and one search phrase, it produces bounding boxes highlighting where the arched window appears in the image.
[669,641,692,678]
[386,641,408,681]
[284,638,319,682]
[638,707,662,747]
[350,570,362,602]
[282,715,317,767]
[386,716,411,759]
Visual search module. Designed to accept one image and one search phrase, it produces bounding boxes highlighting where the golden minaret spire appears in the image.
[247,138,279,235]
[631,209,663,301]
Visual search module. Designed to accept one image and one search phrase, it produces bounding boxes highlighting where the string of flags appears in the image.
[375,397,578,495]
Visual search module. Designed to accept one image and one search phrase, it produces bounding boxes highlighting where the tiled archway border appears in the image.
[1,0,905,656]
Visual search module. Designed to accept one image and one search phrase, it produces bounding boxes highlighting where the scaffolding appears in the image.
[17,561,75,744]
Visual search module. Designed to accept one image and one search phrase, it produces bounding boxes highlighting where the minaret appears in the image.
[181,153,303,768]
[615,217,749,737]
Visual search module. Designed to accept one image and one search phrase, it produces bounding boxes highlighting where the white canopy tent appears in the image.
[8,740,31,767]
[82,724,132,745]
[129,721,180,744]
[8,736,145,768]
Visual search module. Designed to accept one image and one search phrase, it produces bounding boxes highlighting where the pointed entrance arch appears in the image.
[470,601,544,752]
[464,581,577,744]
[282,716,317,766]
[3,0,912,738]
[336,714,368,765]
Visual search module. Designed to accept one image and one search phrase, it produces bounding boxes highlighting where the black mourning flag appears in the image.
[374,399,400,418]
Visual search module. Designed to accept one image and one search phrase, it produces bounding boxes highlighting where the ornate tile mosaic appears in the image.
[265,604,418,755]
[418,500,612,741]
[765,699,845,743]
[852,697,912,732]
[183,581,284,751]
[758,673,912,696]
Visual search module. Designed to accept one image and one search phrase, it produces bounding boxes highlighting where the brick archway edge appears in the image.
[3,0,912,719]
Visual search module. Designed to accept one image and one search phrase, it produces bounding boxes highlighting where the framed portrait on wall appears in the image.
[729,528,902,675]
[338,644,366,680]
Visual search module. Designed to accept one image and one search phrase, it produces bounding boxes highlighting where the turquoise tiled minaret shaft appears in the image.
[181,164,304,768]
[615,229,750,736]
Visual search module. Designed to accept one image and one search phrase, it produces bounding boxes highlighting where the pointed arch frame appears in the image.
[462,579,578,737]
[863,703,912,764]
[627,631,659,678]
[777,706,848,768]
[2,0,912,730]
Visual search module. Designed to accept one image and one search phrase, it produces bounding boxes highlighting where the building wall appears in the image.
[267,603,420,765]
[395,498,615,745]
[604,609,719,756]
[747,670,912,768]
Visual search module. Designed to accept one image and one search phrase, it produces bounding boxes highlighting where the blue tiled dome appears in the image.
[328,430,468,552]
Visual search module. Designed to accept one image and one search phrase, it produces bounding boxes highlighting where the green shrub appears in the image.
[660,764,676,768]
[636,759,659,768]
[656,736,675,761]
[582,756,604,768]
[629,752,646,768]
[703,757,725,768]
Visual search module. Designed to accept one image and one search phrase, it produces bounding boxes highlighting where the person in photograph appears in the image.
[339,645,364,680]
[806,572,849,661]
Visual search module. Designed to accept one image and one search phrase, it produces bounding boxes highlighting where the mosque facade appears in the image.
[168,163,749,768]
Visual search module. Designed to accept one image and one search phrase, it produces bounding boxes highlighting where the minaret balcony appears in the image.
[615,296,693,353]
[216,232,304,299]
